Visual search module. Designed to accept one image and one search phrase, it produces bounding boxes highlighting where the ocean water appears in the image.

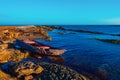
[38,25,120,80]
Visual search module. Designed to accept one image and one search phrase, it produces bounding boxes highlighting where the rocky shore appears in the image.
[94,38,120,44]
[0,61,89,80]
[0,26,89,80]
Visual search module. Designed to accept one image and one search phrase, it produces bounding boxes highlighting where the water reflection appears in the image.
[48,56,64,64]
[30,53,65,64]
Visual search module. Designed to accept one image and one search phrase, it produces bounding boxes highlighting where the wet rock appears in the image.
[68,29,104,34]
[0,69,17,80]
[95,64,110,80]
[56,32,65,35]
[95,38,120,44]
[49,26,66,30]
[35,62,89,80]
[36,26,66,30]
[110,33,120,36]
[8,61,44,78]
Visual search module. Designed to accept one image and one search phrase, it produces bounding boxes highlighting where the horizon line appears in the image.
[0,24,120,26]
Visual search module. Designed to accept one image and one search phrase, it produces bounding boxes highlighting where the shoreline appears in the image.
[0,26,90,80]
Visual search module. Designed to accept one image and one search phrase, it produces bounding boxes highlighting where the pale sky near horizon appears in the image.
[0,0,120,25]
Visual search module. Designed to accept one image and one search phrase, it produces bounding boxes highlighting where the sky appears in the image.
[0,0,120,25]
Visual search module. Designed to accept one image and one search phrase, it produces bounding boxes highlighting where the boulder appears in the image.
[9,61,44,78]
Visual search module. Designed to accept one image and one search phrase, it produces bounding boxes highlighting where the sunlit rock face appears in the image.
[0,49,29,63]
[0,26,52,42]
[8,61,44,78]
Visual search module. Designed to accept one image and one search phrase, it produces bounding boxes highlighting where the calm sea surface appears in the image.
[37,25,120,80]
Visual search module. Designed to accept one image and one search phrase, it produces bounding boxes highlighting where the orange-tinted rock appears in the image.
[24,75,33,80]
[9,61,44,78]
[0,49,29,63]
[0,44,8,50]
[0,70,17,80]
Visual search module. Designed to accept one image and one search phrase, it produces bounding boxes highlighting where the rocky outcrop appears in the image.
[0,26,90,80]
[95,38,120,44]
[35,62,89,80]
[0,26,52,41]
[8,61,44,78]
[0,61,90,80]
[0,49,29,63]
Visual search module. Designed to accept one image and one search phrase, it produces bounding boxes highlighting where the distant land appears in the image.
[0,25,120,26]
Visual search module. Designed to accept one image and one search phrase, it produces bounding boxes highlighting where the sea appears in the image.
[35,25,120,80]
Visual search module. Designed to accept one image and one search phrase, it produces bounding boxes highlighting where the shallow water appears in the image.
[37,25,120,80]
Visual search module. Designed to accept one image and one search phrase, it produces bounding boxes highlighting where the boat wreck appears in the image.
[14,39,66,56]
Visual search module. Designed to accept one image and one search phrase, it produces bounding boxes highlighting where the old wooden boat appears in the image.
[14,39,66,56]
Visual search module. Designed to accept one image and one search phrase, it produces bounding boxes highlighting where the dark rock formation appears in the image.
[35,62,89,80]
[8,61,44,78]
[1,61,89,80]
[95,38,120,44]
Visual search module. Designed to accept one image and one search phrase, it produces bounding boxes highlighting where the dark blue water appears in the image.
[38,25,120,80]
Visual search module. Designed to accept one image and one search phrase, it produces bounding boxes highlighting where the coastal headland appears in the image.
[0,26,89,80]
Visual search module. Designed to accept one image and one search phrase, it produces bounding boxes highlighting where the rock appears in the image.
[0,49,13,63]
[2,61,90,80]
[35,62,89,80]
[9,61,44,78]
[95,38,120,44]
[0,49,29,63]
[0,26,51,41]
[0,69,17,80]
[0,44,8,50]
[24,75,33,80]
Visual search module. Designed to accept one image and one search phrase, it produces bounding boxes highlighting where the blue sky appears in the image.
[0,0,120,25]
